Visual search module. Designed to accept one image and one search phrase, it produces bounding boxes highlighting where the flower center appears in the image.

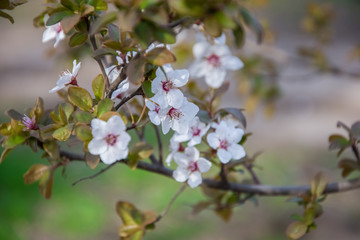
[162,80,173,92]
[192,127,201,136]
[219,139,229,150]
[177,143,185,152]
[154,105,160,114]
[207,54,221,67]
[168,107,181,120]
[105,134,117,146]
[188,161,199,172]
[69,76,78,86]
[55,23,62,34]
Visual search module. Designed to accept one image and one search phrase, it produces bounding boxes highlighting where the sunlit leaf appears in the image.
[43,140,60,160]
[145,47,176,66]
[52,124,72,141]
[74,124,92,142]
[68,86,93,111]
[204,15,222,37]
[286,221,307,240]
[3,134,27,148]
[92,74,105,101]
[30,97,44,121]
[73,110,93,123]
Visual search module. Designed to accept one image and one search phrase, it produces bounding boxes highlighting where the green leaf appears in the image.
[286,221,307,240]
[68,86,93,111]
[103,40,122,50]
[153,26,176,44]
[145,47,176,66]
[239,7,263,44]
[61,0,78,11]
[3,134,26,148]
[338,158,359,178]
[92,74,105,101]
[192,201,212,216]
[233,24,245,48]
[90,11,117,35]
[131,142,153,159]
[0,123,12,136]
[92,47,117,59]
[197,110,211,123]
[215,11,236,29]
[52,124,72,141]
[75,123,92,141]
[134,21,154,47]
[0,10,14,24]
[61,13,81,33]
[43,140,60,160]
[87,0,107,11]
[204,15,222,37]
[38,169,54,199]
[310,172,328,199]
[69,32,88,47]
[215,206,233,222]
[95,99,114,117]
[23,164,49,184]
[74,110,93,123]
[142,80,153,98]
[0,148,12,164]
[30,97,44,121]
[127,56,146,85]
[46,9,73,26]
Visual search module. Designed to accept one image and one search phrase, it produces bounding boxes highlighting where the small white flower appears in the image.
[190,35,244,89]
[116,51,136,65]
[145,97,163,126]
[49,60,81,93]
[111,79,129,100]
[88,115,131,164]
[207,119,246,164]
[173,116,210,146]
[165,134,185,166]
[145,43,170,53]
[105,65,121,84]
[42,15,65,47]
[160,98,199,135]
[173,147,212,188]
[151,65,189,108]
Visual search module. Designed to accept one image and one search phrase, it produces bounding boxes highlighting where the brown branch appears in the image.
[153,125,163,165]
[115,86,144,110]
[62,151,360,196]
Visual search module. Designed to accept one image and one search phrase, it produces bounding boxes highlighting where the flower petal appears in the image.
[204,68,227,89]
[170,69,189,87]
[217,148,232,164]
[188,171,202,188]
[88,139,107,155]
[193,42,211,59]
[222,56,244,71]
[173,167,189,182]
[167,89,184,108]
[207,133,220,149]
[107,115,126,133]
[197,158,212,173]
[227,144,246,160]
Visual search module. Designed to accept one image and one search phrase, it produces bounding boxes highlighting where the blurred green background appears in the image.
[1,0,360,239]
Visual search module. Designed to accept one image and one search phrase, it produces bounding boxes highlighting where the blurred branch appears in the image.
[62,150,360,196]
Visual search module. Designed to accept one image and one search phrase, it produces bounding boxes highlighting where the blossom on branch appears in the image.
[173,146,212,188]
[165,135,185,166]
[111,79,129,100]
[145,98,163,126]
[49,60,81,93]
[105,65,121,84]
[42,15,65,47]
[207,118,246,164]
[88,115,131,164]
[190,35,244,89]
[173,116,210,146]
[151,65,189,108]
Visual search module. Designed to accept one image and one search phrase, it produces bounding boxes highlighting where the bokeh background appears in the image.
[1,0,360,239]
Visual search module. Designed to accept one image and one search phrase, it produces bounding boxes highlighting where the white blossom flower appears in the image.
[190,36,244,89]
[160,98,199,135]
[111,79,129,100]
[116,51,136,65]
[151,65,189,108]
[145,97,163,126]
[145,43,170,53]
[49,60,81,93]
[173,116,210,146]
[173,147,212,188]
[165,134,185,166]
[88,115,131,164]
[105,65,121,84]
[207,119,246,164]
[42,15,65,47]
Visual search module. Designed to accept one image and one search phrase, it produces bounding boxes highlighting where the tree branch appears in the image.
[62,151,360,196]
[89,34,109,91]
[115,86,144,110]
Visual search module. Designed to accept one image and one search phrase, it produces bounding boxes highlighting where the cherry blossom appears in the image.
[105,65,121,84]
[49,60,81,93]
[116,50,136,65]
[151,65,189,108]
[165,135,185,166]
[207,119,246,164]
[190,35,244,89]
[173,147,212,188]
[42,15,65,47]
[88,115,131,164]
[145,97,163,126]
[111,79,129,100]
[173,116,210,146]
[160,98,199,135]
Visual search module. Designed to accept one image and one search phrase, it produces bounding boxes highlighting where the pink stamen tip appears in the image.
[207,54,221,67]
[188,161,199,172]
[105,134,117,146]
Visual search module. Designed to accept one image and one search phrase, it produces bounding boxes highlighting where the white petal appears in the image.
[187,171,202,188]
[193,42,211,59]
[190,60,208,78]
[174,157,190,168]
[214,33,226,44]
[152,92,168,108]
[107,115,126,132]
[173,132,190,142]
[185,146,199,160]
[152,68,166,94]
[167,89,184,108]
[197,158,212,173]
[42,28,56,43]
[149,111,161,125]
[217,149,232,164]
[91,118,107,138]
[88,139,107,155]
[214,44,231,57]
[173,168,189,182]
[117,131,131,147]
[49,85,63,93]
[207,133,220,149]
[227,144,246,160]
[204,68,227,89]
[72,60,81,76]
[170,69,189,87]
[100,147,121,164]
[222,56,244,71]
[118,79,129,91]
[57,74,72,86]
[165,153,174,166]
[161,117,171,134]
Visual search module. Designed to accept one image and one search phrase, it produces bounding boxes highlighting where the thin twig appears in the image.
[155,183,187,223]
[136,100,147,125]
[220,163,227,183]
[72,160,120,186]
[245,164,261,185]
[153,125,163,165]
[115,86,144,110]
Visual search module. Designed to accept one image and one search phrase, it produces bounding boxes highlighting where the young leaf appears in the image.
[153,26,176,44]
[52,124,72,141]
[92,74,105,101]
[145,47,176,66]
[286,221,307,240]
[75,124,92,142]
[30,97,44,121]
[310,172,328,199]
[74,110,93,123]
[127,56,146,85]
[85,152,100,169]
[68,86,93,111]
[38,169,54,199]
[95,99,114,117]
[43,140,60,160]
[69,32,88,47]
[46,9,74,25]
[204,15,222,37]
[23,164,49,184]
[61,13,81,33]
[239,7,263,44]
[338,158,359,178]
[3,134,27,148]
[0,10,14,24]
